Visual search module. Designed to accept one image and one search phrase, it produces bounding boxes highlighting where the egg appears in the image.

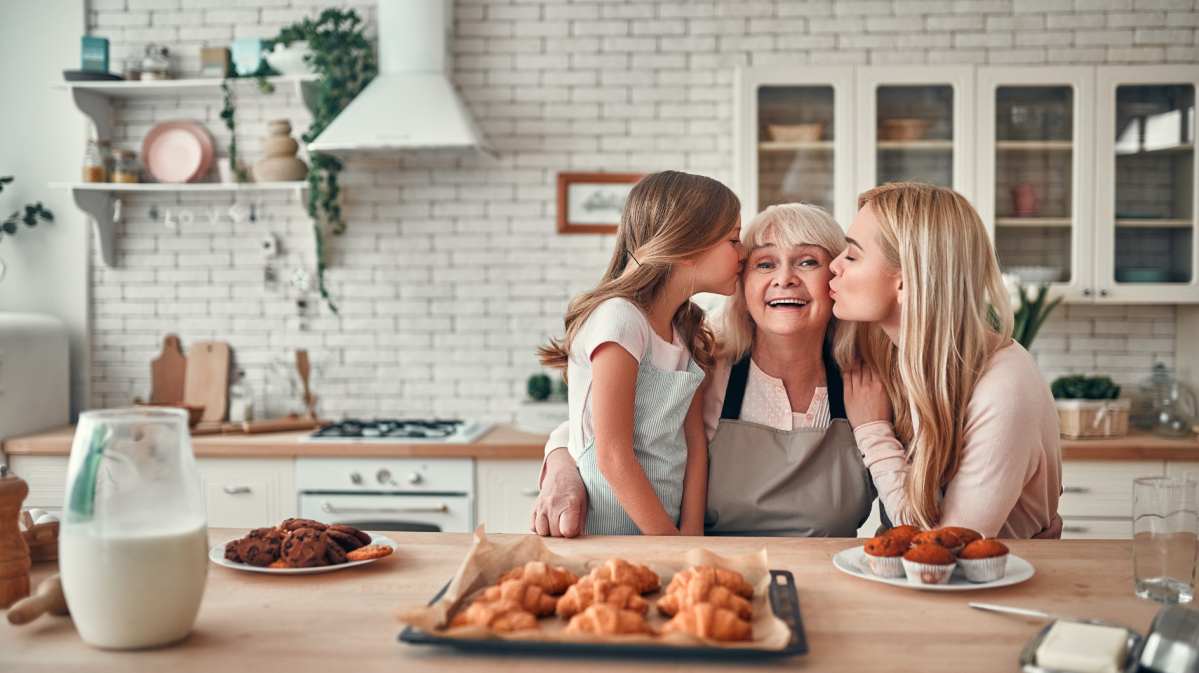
[27,508,47,521]
[34,513,59,525]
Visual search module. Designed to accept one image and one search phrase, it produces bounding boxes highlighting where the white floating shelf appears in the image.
[995,217,1072,228]
[50,74,317,99]
[876,140,954,151]
[995,140,1074,151]
[758,141,834,152]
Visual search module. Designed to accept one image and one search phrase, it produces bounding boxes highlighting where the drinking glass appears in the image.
[1133,477,1198,604]
[59,408,208,649]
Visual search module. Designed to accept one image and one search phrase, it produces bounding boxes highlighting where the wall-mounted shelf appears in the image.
[1116,143,1194,156]
[1115,218,1192,228]
[876,140,954,151]
[996,140,1074,151]
[48,182,308,267]
[758,141,834,152]
[995,217,1073,227]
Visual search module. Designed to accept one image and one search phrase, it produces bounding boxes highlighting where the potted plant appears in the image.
[1051,374,1129,440]
[515,374,569,435]
[1000,273,1064,350]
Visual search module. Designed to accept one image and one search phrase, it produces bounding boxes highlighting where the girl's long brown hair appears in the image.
[833,182,1014,530]
[539,171,741,372]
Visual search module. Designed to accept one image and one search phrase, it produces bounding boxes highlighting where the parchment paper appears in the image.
[395,526,791,651]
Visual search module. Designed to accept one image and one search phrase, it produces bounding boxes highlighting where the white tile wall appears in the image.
[85,0,1197,420]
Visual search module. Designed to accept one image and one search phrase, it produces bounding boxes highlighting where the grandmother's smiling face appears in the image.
[743,230,836,339]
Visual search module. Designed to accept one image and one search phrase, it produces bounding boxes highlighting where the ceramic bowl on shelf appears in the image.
[1006,266,1062,284]
[264,41,315,76]
[765,121,826,142]
[141,120,213,183]
[878,118,935,141]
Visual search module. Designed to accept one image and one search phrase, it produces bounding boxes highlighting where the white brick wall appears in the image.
[84,0,1197,420]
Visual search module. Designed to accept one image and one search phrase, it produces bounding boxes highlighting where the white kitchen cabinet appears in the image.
[1060,460,1164,539]
[475,459,542,535]
[194,458,295,529]
[6,455,68,515]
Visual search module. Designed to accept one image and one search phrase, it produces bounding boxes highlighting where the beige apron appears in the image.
[704,349,876,537]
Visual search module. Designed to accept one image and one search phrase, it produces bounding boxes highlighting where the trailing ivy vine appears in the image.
[247,8,377,313]
[0,176,53,242]
[219,79,249,184]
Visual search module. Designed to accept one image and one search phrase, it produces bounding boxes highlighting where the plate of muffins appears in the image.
[832,525,1034,591]
[209,518,396,574]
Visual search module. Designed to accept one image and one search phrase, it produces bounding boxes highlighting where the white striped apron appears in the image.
[576,338,704,535]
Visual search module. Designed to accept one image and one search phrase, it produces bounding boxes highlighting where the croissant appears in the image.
[585,558,661,594]
[563,603,655,636]
[664,565,753,599]
[660,603,752,642]
[657,584,752,620]
[555,576,650,617]
[498,561,579,595]
[478,579,558,617]
[449,599,539,632]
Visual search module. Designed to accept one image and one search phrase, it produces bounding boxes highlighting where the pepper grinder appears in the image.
[0,465,32,608]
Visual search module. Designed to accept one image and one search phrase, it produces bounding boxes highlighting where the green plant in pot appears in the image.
[518,374,569,435]
[1051,374,1130,440]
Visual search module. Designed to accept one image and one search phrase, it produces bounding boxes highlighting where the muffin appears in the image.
[939,526,983,548]
[901,544,957,585]
[957,539,1010,583]
[883,525,920,549]
[911,529,962,555]
[862,535,906,578]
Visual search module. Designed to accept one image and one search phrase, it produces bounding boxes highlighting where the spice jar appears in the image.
[112,150,138,183]
[123,57,142,81]
[141,45,171,81]
[83,139,109,183]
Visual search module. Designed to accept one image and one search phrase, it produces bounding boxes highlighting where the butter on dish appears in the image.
[1035,620,1128,673]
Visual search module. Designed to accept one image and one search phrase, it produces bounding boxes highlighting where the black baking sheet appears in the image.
[398,569,807,660]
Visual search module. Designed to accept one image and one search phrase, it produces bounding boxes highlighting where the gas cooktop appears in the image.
[300,419,495,444]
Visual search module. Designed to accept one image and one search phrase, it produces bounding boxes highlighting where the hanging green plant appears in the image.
[0,176,53,242]
[245,8,377,313]
[219,79,249,184]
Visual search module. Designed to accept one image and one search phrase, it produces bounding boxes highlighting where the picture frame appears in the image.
[556,172,644,234]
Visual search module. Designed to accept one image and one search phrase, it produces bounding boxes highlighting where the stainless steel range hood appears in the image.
[305,0,494,157]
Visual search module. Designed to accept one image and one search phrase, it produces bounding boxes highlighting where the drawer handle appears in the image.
[320,501,448,515]
[1063,526,1088,533]
[1063,486,1090,494]
[223,486,252,494]
[520,487,540,497]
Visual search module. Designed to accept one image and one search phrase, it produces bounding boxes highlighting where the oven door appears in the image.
[298,493,473,533]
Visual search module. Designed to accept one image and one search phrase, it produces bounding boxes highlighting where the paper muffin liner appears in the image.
[864,554,905,578]
[957,554,1008,583]
[901,558,956,585]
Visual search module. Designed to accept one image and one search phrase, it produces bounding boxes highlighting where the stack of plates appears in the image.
[141,121,214,184]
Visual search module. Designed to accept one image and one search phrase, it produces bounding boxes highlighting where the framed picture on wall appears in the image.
[556,172,644,234]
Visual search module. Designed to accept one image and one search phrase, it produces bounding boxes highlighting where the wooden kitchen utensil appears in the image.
[6,574,68,625]
[150,334,187,404]
[184,341,231,423]
[0,467,31,609]
[297,350,318,421]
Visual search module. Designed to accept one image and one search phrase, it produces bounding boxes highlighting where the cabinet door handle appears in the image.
[1099,287,1108,297]
[1063,486,1090,494]
[320,501,448,515]
[520,487,540,497]
[223,486,252,494]
[1082,287,1092,296]
[1063,525,1088,533]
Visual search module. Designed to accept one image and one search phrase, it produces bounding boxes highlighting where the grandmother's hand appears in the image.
[842,363,893,428]
[530,448,587,537]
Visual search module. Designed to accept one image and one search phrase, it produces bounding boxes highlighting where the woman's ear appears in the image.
[895,277,904,308]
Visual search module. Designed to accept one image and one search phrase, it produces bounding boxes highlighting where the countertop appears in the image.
[3,531,1163,672]
[2,424,550,460]
[1060,428,1199,461]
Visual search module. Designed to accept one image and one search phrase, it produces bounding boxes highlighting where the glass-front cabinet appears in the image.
[1097,67,1197,303]
[977,68,1095,300]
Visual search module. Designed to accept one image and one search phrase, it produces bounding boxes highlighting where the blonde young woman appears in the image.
[831,182,1063,539]
[533,203,874,538]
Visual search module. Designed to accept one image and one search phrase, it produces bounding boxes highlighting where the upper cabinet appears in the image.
[735,65,1199,304]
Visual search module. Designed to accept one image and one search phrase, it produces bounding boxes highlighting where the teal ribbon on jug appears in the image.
[67,425,112,522]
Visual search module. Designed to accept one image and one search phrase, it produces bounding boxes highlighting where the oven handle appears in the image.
[320,501,449,515]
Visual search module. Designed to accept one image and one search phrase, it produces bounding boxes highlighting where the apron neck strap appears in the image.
[721,343,848,420]
[823,342,847,420]
[720,353,752,420]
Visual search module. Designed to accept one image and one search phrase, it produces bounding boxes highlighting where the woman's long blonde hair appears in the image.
[713,203,852,362]
[539,171,741,372]
[835,182,1014,530]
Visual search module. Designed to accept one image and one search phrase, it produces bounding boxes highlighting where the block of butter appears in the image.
[1035,620,1128,673]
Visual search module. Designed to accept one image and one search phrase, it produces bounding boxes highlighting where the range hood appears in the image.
[305,0,494,156]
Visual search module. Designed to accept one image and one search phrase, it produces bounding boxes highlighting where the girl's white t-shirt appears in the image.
[565,298,692,462]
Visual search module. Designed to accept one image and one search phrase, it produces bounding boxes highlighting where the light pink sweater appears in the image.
[853,340,1062,539]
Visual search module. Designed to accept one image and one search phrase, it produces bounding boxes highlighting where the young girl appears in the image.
[830,181,1062,538]
[538,171,745,536]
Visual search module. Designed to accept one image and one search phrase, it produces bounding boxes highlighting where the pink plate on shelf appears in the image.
[141,120,214,183]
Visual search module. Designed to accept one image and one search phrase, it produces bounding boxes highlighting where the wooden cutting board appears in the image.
[184,341,230,423]
[149,335,187,404]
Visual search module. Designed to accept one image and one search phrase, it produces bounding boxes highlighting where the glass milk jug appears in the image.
[59,408,208,649]
[1136,364,1199,439]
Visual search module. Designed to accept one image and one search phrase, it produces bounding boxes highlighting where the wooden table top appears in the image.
[3,531,1166,672]
[1,424,549,460]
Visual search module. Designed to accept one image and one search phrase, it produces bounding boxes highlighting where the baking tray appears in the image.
[399,569,808,660]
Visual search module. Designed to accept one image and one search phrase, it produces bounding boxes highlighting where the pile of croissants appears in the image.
[447,559,755,642]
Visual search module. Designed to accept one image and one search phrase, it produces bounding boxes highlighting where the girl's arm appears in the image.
[842,364,908,525]
[590,342,680,535]
[678,388,708,536]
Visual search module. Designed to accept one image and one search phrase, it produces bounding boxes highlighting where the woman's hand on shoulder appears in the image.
[842,363,893,428]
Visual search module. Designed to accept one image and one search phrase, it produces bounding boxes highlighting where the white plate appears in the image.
[832,546,1034,591]
[208,533,396,575]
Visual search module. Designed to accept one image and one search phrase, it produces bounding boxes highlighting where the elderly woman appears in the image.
[532,203,875,537]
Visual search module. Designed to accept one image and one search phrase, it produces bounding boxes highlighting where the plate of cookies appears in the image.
[832,525,1034,591]
[210,518,396,574]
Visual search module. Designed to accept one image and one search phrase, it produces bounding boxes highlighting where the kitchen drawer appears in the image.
[1059,461,1163,518]
[195,458,295,529]
[1061,518,1131,540]
[6,455,68,511]
[1166,461,1199,481]
[476,459,542,535]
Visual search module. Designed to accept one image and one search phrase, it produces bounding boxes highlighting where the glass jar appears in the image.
[112,150,138,183]
[141,45,171,81]
[83,139,108,183]
[1135,364,1199,438]
[123,57,142,81]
